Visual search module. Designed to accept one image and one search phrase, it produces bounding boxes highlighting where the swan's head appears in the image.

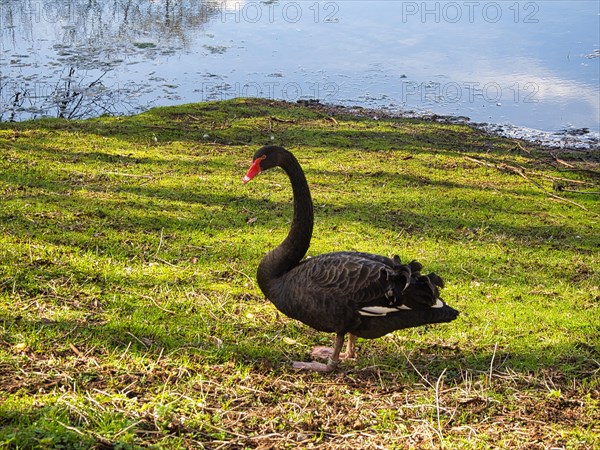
[242,145,288,184]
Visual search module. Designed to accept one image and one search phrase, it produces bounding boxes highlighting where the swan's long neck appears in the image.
[257,152,313,298]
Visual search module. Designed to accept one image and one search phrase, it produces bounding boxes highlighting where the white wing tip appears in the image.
[358,305,410,316]
[359,299,444,316]
[431,298,444,308]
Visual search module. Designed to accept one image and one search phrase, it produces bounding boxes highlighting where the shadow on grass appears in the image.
[2,310,598,398]
[1,156,597,264]
[3,99,597,260]
[1,99,598,395]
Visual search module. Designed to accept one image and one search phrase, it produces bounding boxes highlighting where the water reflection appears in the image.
[1,0,598,147]
[0,0,222,119]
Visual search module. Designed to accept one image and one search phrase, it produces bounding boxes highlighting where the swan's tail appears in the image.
[354,255,458,339]
[354,299,459,339]
[389,256,446,310]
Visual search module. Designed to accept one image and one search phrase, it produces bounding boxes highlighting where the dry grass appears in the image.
[8,352,597,449]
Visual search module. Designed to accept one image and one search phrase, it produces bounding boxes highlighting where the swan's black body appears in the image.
[244,146,459,370]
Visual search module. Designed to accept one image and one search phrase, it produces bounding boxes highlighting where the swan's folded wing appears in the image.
[294,252,408,305]
[277,251,444,333]
[294,251,442,311]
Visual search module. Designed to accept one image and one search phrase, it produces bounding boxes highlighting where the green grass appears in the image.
[0,98,598,449]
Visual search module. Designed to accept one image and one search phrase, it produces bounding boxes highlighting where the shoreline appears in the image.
[2,96,598,152]
[297,100,600,152]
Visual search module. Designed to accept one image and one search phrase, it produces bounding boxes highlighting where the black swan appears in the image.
[243,145,459,371]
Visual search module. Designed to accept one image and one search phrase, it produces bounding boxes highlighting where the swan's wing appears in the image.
[294,252,442,310]
[275,251,445,333]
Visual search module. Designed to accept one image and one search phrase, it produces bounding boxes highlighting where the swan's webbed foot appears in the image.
[310,346,337,360]
[292,333,353,372]
[292,359,338,372]
[310,334,357,360]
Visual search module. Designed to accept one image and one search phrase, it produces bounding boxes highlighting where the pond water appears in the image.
[1,0,598,148]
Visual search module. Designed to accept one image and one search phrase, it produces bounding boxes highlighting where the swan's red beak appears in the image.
[242,158,262,184]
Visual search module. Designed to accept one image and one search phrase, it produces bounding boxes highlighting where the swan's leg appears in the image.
[343,334,357,359]
[293,333,345,372]
[310,333,357,360]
